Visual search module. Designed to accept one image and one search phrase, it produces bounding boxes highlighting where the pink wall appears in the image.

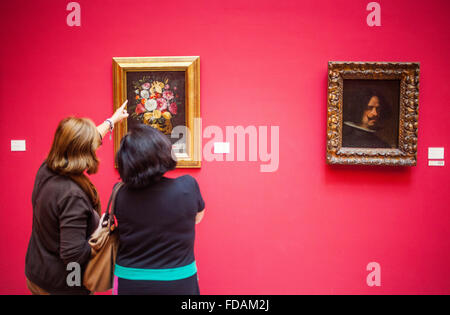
[1,0,449,294]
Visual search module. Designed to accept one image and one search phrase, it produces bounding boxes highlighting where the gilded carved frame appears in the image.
[326,62,420,166]
[113,56,201,168]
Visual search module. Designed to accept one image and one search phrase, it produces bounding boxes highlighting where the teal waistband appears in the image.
[114,261,197,281]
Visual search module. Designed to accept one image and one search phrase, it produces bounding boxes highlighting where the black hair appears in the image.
[344,88,392,124]
[116,124,177,188]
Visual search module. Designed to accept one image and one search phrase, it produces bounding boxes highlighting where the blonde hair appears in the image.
[46,117,102,214]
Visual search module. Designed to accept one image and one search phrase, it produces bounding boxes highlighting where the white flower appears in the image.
[140,90,150,99]
[135,89,139,94]
[145,99,157,111]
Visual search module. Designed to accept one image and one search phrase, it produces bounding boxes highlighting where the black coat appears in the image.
[342,123,389,148]
[25,163,99,295]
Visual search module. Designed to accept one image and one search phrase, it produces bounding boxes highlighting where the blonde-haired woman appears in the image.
[25,102,128,295]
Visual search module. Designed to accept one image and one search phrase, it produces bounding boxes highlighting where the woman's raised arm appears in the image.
[97,100,129,140]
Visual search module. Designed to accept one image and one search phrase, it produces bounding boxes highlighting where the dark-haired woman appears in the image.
[113,124,205,295]
[25,101,129,295]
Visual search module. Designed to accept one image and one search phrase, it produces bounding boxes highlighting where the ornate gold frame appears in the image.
[113,56,201,168]
[326,62,420,166]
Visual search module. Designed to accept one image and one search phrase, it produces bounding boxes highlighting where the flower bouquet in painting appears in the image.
[131,78,178,135]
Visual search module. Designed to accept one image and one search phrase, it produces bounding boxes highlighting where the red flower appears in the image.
[156,98,168,111]
[169,102,177,115]
[135,103,146,114]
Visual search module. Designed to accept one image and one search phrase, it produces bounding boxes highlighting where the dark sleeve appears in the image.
[190,176,205,212]
[58,195,93,267]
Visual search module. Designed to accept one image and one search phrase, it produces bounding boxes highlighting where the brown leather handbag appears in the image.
[83,182,124,293]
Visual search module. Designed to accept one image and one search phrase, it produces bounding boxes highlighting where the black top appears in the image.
[342,123,390,148]
[25,163,99,295]
[115,175,205,270]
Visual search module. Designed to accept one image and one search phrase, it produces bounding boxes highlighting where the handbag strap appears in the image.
[105,182,124,230]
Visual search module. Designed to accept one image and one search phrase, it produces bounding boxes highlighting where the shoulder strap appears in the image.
[105,182,124,229]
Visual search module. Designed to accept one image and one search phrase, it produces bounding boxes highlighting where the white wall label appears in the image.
[11,140,26,151]
[213,142,230,154]
[429,160,445,167]
[428,147,444,160]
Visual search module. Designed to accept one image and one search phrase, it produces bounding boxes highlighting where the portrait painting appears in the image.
[342,79,400,149]
[113,56,201,168]
[326,62,420,166]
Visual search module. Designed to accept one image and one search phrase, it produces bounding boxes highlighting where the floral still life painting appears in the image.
[113,56,201,168]
[127,71,185,138]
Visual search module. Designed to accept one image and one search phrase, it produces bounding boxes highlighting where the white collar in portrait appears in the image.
[343,121,376,133]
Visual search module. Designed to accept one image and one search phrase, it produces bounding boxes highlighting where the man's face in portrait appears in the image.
[361,96,381,130]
